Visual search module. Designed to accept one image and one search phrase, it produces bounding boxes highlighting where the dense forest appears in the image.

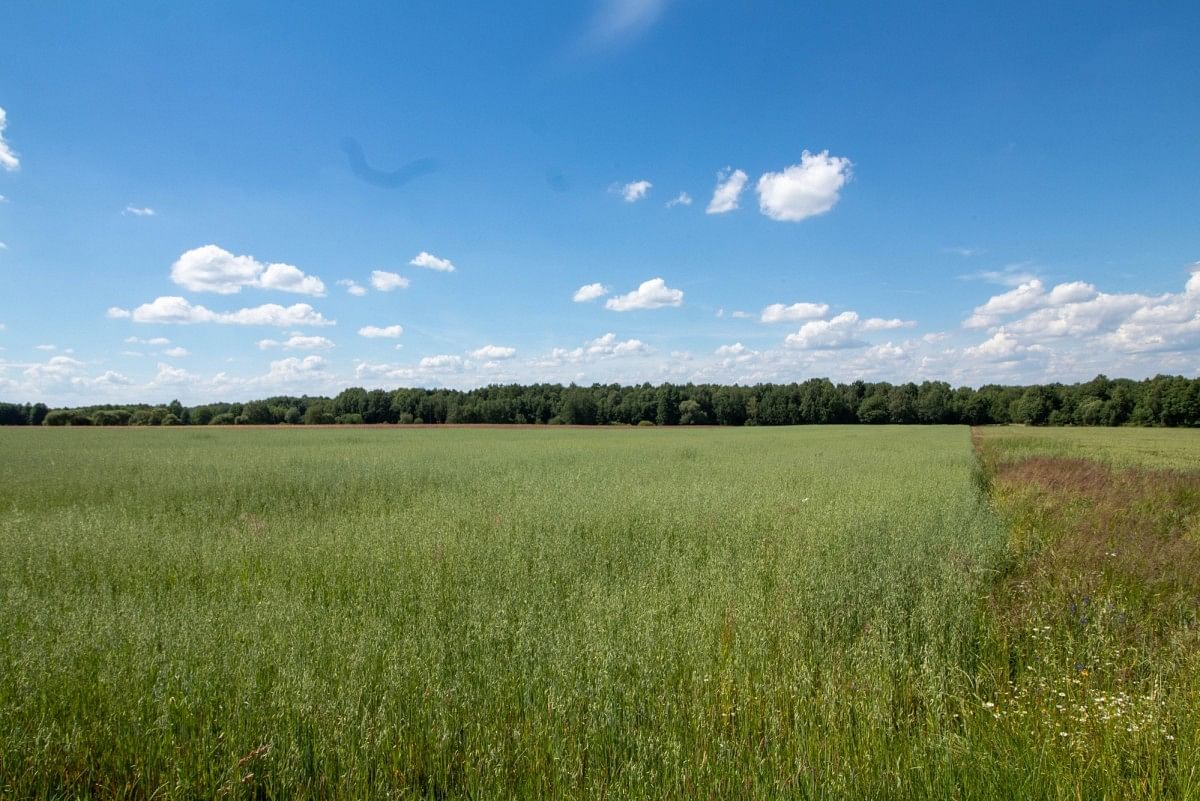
[3,374,1200,427]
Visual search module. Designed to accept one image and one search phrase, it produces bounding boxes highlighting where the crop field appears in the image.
[1,426,1198,799]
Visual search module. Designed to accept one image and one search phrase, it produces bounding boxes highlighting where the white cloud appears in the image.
[34,344,56,351]
[358,324,404,338]
[865,342,905,360]
[73,370,133,389]
[605,277,684,311]
[756,150,852,222]
[107,307,132,319]
[666,191,692,208]
[122,206,155,217]
[761,302,829,323]
[962,329,1034,362]
[410,251,455,272]
[706,167,748,214]
[370,270,410,291]
[470,345,517,360]
[337,279,367,296]
[785,311,867,350]
[861,317,917,331]
[731,310,753,319]
[583,0,669,47]
[264,355,332,383]
[170,245,326,296]
[573,282,609,303]
[714,342,759,367]
[126,336,170,346]
[257,334,334,351]
[964,279,1100,329]
[0,241,8,250]
[618,180,652,202]
[533,333,650,367]
[128,296,334,327]
[163,346,189,358]
[0,107,19,171]
[23,355,84,381]
[944,246,977,257]
[258,262,326,296]
[419,354,464,370]
[961,262,1040,287]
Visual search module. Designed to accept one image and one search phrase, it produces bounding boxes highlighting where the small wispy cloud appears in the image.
[665,191,692,208]
[943,246,978,257]
[580,0,671,50]
[614,180,652,203]
[337,279,367,296]
[410,251,455,272]
[960,261,1039,287]
[122,206,156,217]
[706,168,748,215]
[0,107,19,171]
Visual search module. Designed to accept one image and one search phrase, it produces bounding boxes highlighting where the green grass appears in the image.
[0,426,1196,798]
[979,425,1200,471]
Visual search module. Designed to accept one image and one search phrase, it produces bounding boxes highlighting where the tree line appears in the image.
[2,374,1200,428]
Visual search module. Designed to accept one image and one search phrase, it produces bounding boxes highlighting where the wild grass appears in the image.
[0,425,1196,798]
[979,425,1200,471]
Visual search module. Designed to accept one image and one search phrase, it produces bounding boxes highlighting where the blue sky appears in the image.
[1,0,1198,404]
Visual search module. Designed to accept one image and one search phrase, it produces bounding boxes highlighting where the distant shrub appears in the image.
[209,413,236,425]
[398,412,415,425]
[335,413,364,425]
[637,419,656,427]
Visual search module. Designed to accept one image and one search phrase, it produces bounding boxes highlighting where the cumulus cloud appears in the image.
[784,311,868,350]
[961,329,1042,362]
[126,336,170,346]
[861,317,917,331]
[122,206,155,217]
[469,345,517,360]
[127,296,334,327]
[358,324,404,338]
[0,107,18,171]
[337,279,367,296]
[666,192,692,208]
[410,251,455,272]
[419,354,464,370]
[264,355,332,383]
[761,302,829,323]
[23,355,84,381]
[370,270,410,291]
[170,245,326,296]
[964,279,1099,329]
[107,307,132,319]
[605,277,684,311]
[573,282,609,303]
[617,180,653,202]
[258,262,327,296]
[257,334,334,351]
[162,346,189,358]
[756,150,852,222]
[706,167,748,214]
[714,342,759,367]
[534,333,650,367]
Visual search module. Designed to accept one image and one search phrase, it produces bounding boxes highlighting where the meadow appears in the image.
[0,425,1196,799]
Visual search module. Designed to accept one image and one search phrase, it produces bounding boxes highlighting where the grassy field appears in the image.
[979,425,1200,471]
[0,425,1197,798]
